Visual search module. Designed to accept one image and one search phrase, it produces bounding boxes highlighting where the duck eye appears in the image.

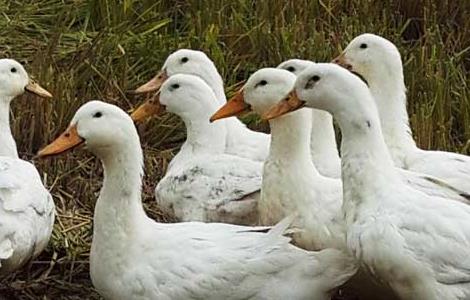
[93,112,103,118]
[10,67,17,73]
[171,83,180,89]
[256,80,268,87]
[360,43,368,49]
[181,57,189,63]
[286,66,296,72]
[305,75,320,89]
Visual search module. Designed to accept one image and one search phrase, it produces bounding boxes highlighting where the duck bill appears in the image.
[37,125,84,157]
[332,54,369,86]
[332,53,352,70]
[131,92,163,122]
[134,70,168,94]
[25,80,52,98]
[210,90,251,122]
[262,91,305,121]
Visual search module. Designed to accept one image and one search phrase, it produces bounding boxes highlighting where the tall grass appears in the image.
[0,0,468,298]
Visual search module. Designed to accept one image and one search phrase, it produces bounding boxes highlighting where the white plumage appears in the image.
[0,59,54,275]
[239,68,346,250]
[155,74,261,224]
[159,49,270,161]
[278,58,470,203]
[277,59,342,179]
[293,63,470,300]
[40,100,357,300]
[337,33,470,195]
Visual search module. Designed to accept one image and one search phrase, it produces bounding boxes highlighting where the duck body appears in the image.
[156,153,261,224]
[40,100,357,300]
[0,157,54,275]
[402,149,470,194]
[91,214,355,300]
[154,74,262,224]
[292,63,470,300]
[0,59,54,275]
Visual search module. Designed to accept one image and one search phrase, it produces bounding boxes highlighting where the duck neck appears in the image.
[310,109,339,164]
[93,138,147,246]
[0,96,18,158]
[369,74,417,164]
[180,113,226,158]
[337,101,399,217]
[268,108,318,173]
[204,69,227,106]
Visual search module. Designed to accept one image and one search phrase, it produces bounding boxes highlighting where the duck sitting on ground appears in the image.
[38,100,357,300]
[131,74,261,225]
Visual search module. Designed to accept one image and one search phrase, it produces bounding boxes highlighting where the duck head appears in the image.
[210,68,296,121]
[0,59,52,100]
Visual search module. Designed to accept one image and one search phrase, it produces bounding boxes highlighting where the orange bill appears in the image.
[262,90,306,121]
[134,70,168,94]
[131,92,163,122]
[332,53,352,70]
[25,80,53,98]
[210,89,251,122]
[37,125,84,157]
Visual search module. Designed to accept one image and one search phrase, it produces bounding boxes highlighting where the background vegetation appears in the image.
[0,0,468,298]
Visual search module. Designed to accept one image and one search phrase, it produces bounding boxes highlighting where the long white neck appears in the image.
[171,106,227,170]
[369,73,417,165]
[0,96,18,158]
[92,138,148,249]
[205,70,226,106]
[337,103,400,225]
[310,109,340,169]
[268,108,319,175]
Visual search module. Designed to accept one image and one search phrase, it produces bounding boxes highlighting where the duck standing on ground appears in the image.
[38,100,356,300]
[131,74,261,225]
[334,33,470,194]
[0,59,55,275]
[264,63,470,300]
[134,49,270,161]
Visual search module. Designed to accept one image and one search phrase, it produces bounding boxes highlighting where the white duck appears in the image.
[334,33,470,194]
[211,68,345,250]
[212,68,401,300]
[131,74,261,225]
[0,59,55,275]
[38,100,357,300]
[277,58,470,202]
[267,63,470,300]
[277,59,341,179]
[134,49,270,162]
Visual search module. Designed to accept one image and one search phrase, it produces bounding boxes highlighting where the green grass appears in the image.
[0,0,469,298]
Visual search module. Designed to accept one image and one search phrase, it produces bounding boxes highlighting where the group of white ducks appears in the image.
[1,33,469,300]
